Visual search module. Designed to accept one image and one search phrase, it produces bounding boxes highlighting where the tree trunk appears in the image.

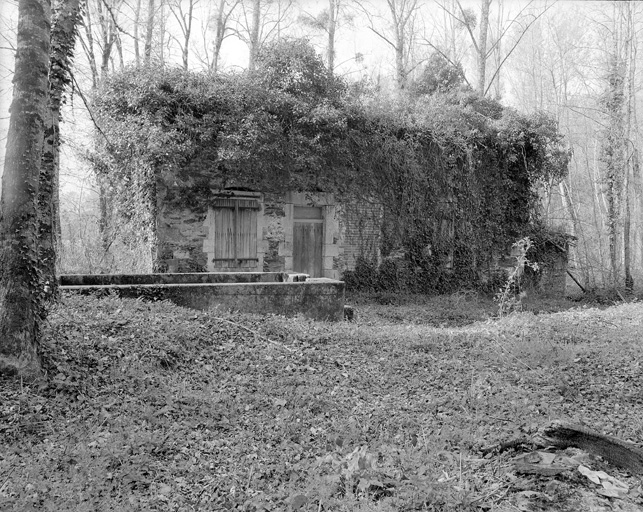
[80,2,99,88]
[558,179,584,280]
[623,172,632,290]
[327,0,337,73]
[622,1,635,292]
[477,0,491,94]
[0,0,52,379]
[134,0,142,65]
[603,4,625,288]
[248,0,261,71]
[184,0,195,69]
[606,167,620,287]
[80,1,118,258]
[387,0,410,89]
[491,0,502,98]
[145,0,155,63]
[98,0,116,76]
[211,0,225,71]
[98,178,112,254]
[39,0,82,300]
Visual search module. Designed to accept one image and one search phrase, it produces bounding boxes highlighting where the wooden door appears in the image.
[293,206,323,277]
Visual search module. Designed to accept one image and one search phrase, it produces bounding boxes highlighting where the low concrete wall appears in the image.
[60,274,345,321]
[60,272,309,286]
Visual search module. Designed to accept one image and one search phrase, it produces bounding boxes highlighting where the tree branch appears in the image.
[69,71,109,144]
[454,0,479,54]
[368,25,397,50]
[100,0,135,39]
[485,0,538,58]
[484,2,554,96]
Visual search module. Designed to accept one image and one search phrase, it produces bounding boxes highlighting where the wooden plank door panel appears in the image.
[213,208,234,268]
[293,221,323,277]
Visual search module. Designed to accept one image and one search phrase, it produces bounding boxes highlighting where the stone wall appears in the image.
[155,188,383,278]
[535,251,568,297]
[156,205,208,273]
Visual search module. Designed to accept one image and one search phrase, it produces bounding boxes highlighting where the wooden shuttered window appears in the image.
[211,197,259,267]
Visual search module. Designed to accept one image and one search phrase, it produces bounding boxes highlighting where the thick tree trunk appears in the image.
[39,0,82,300]
[0,0,52,379]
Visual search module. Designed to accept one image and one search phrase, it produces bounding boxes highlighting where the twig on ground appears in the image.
[213,317,294,353]
[480,438,540,457]
[0,467,15,495]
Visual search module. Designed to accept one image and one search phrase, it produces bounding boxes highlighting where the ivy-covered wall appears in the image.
[89,40,570,290]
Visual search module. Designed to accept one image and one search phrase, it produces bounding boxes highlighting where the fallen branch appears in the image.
[566,270,586,293]
[480,438,538,457]
[542,421,643,476]
[213,317,294,353]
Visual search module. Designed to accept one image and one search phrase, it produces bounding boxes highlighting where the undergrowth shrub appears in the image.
[343,255,474,295]
[342,256,379,292]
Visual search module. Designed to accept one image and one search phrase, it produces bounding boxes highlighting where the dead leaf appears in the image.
[525,452,541,463]
[597,488,627,499]
[290,494,308,510]
[578,464,602,485]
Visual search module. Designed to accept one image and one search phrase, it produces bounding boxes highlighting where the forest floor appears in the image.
[1,292,643,511]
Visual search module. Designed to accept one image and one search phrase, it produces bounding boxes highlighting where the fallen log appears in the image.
[542,422,643,476]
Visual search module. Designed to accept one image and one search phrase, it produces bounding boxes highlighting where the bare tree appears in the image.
[436,0,551,96]
[78,0,126,86]
[197,0,239,72]
[299,0,355,73]
[168,0,199,69]
[425,0,473,64]
[0,0,52,378]
[597,1,641,289]
[233,0,295,71]
[358,0,422,89]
